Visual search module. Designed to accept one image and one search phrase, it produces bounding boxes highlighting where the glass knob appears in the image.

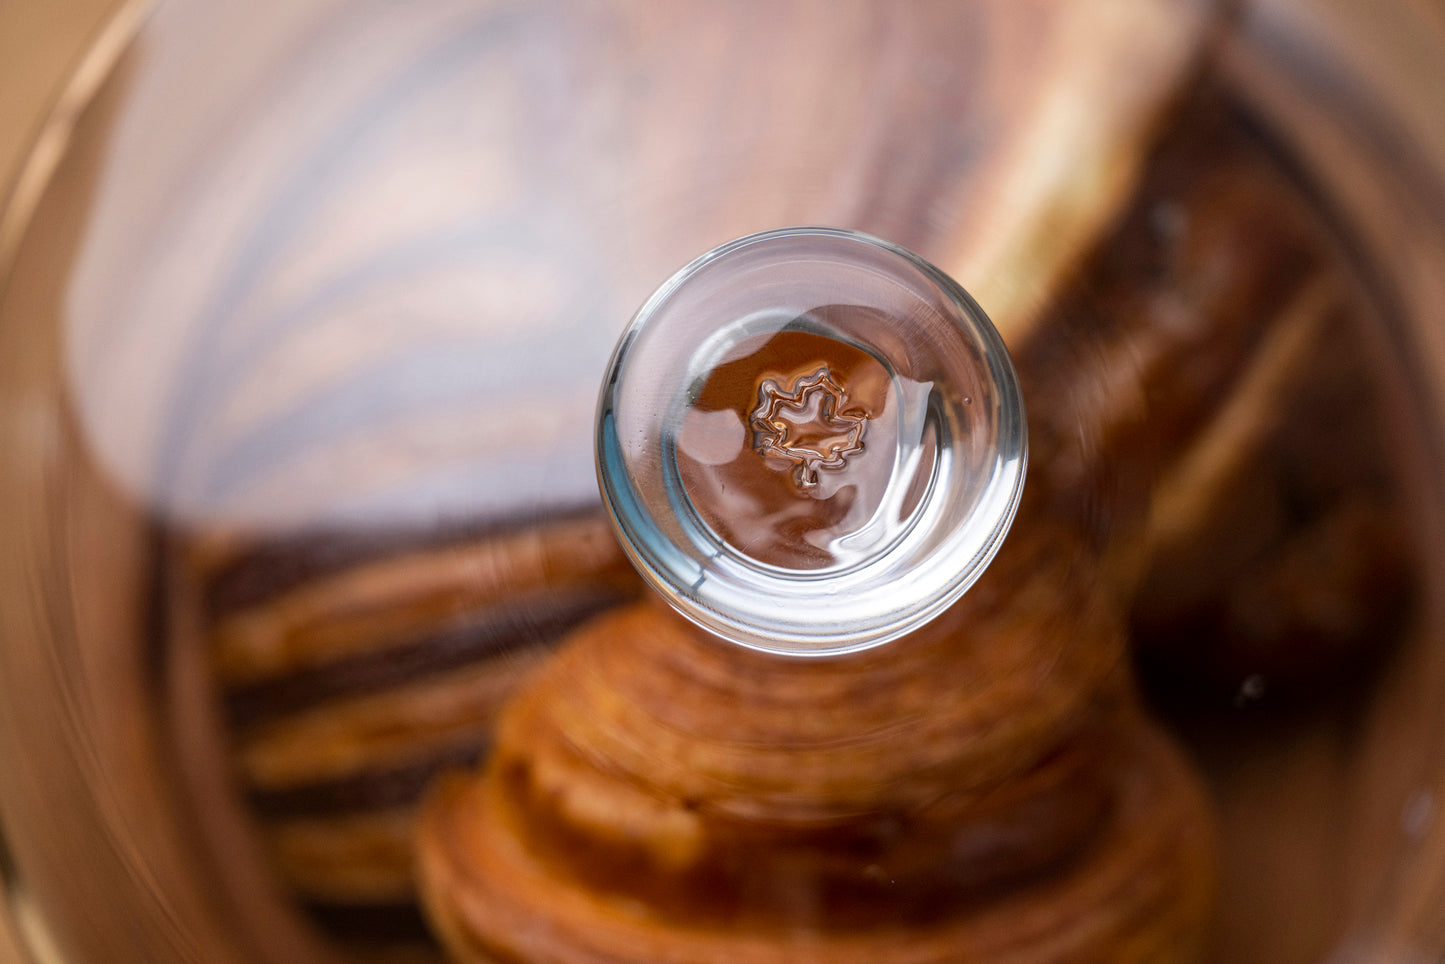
[596,227,1027,655]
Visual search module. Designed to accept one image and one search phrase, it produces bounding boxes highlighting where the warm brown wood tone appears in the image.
[411,67,1418,963]
[419,545,1218,961]
[0,1,1441,962]
[0,4,126,956]
[192,514,639,952]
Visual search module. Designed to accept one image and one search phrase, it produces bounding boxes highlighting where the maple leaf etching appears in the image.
[750,367,868,491]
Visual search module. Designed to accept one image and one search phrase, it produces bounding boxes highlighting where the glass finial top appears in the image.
[596,227,1027,656]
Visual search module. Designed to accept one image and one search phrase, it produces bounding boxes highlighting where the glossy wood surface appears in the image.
[0,1,1442,962]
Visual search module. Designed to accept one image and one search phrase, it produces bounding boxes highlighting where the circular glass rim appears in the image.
[596,226,1027,656]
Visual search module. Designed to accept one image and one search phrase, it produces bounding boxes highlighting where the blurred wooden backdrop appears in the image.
[0,6,118,964]
[1,0,1443,962]
[0,0,118,198]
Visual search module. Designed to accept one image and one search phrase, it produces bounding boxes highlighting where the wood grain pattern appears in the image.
[189,513,638,952]
[0,5,122,962]
[414,61,1423,964]
[0,0,1439,962]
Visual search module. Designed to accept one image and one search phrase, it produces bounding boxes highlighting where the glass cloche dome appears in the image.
[1,2,1443,962]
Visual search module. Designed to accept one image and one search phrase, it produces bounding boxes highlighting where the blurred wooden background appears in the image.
[1,1,1443,962]
[0,0,118,200]
[0,5,118,964]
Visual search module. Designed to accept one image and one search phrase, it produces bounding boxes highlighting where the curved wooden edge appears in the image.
[0,0,150,288]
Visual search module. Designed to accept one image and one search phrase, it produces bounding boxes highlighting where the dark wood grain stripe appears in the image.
[223,583,627,727]
[205,503,605,617]
[248,740,488,819]
[301,898,435,945]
